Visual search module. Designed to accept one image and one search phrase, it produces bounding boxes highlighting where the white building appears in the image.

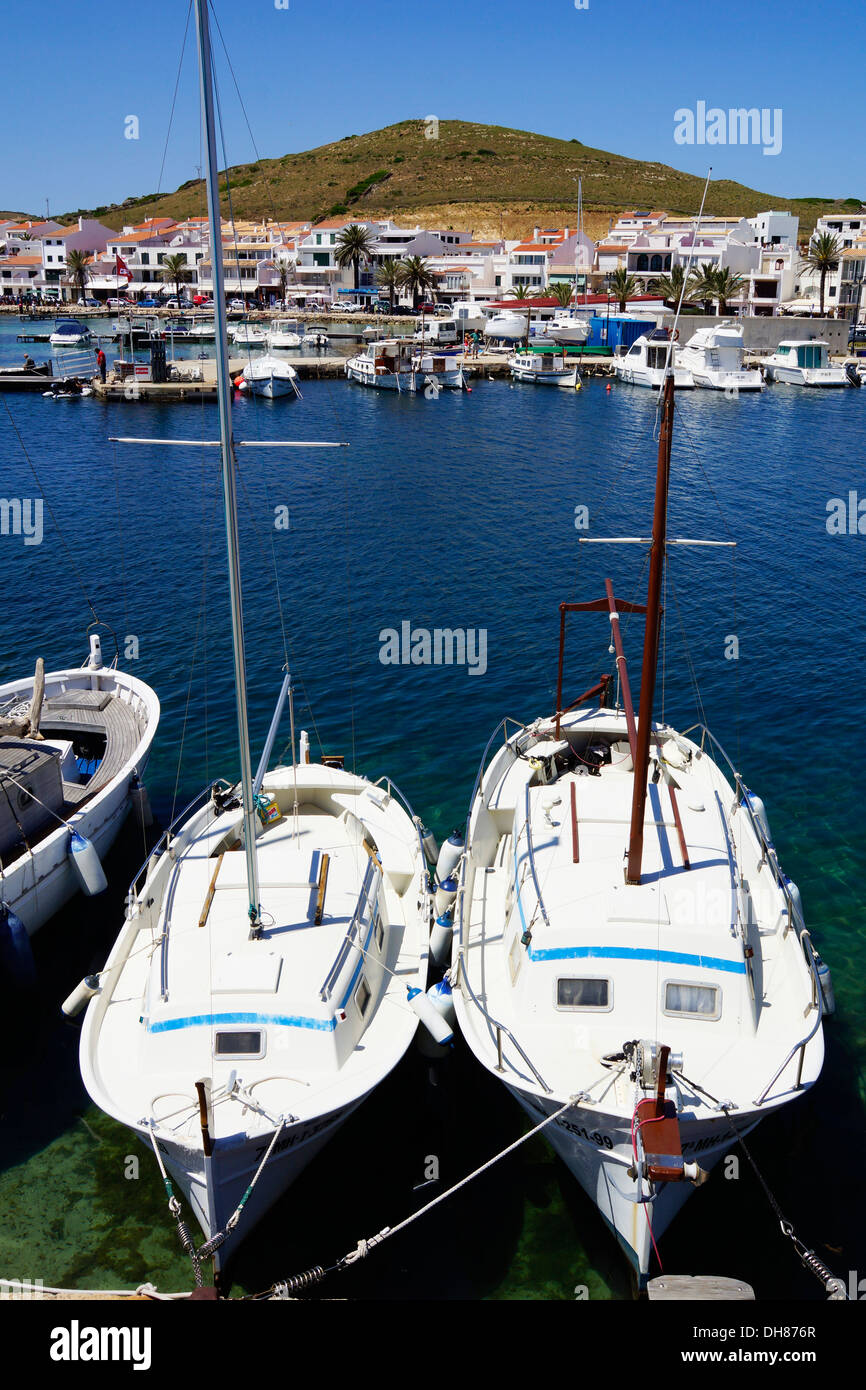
[41,217,119,300]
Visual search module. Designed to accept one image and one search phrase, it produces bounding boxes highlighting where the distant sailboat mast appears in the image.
[193,0,261,933]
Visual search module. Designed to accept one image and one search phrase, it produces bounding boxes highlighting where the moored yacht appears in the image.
[266,320,302,349]
[759,339,848,387]
[451,366,827,1286]
[677,320,763,391]
[614,329,694,388]
[236,354,299,399]
[231,323,267,347]
[548,313,591,347]
[49,318,93,348]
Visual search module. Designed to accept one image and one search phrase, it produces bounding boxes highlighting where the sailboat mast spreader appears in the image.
[194,0,261,933]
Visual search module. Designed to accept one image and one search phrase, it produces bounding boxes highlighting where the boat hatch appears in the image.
[214,1029,265,1059]
[212,950,283,994]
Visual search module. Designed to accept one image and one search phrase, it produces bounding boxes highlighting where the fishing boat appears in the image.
[0,637,159,939]
[78,0,433,1280]
[345,338,464,392]
[49,318,93,348]
[677,321,763,392]
[266,320,302,350]
[614,329,695,389]
[451,357,827,1287]
[231,323,267,347]
[509,346,580,388]
[236,354,299,399]
[759,340,848,387]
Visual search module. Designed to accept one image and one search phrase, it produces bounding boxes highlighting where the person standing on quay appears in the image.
[96,347,107,383]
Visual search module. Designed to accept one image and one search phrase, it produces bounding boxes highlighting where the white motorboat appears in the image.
[231,323,267,347]
[509,348,580,387]
[452,368,827,1287]
[266,319,302,349]
[547,314,591,347]
[759,339,848,387]
[0,638,159,938]
[677,321,763,391]
[188,320,216,339]
[236,354,299,399]
[49,318,93,348]
[614,330,695,388]
[78,0,433,1283]
[483,310,528,343]
[345,338,464,392]
[301,327,329,348]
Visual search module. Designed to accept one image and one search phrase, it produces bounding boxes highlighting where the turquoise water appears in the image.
[1,313,864,1299]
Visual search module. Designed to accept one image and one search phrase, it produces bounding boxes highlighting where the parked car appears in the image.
[229,299,246,311]
[77,297,100,307]
[137,298,161,308]
[848,323,866,344]
[106,296,134,308]
[417,302,436,314]
[192,295,213,307]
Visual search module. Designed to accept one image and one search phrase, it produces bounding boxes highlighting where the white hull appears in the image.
[614,362,694,388]
[549,323,591,347]
[241,374,296,398]
[687,367,763,391]
[0,663,159,935]
[345,356,463,393]
[510,360,579,387]
[765,365,848,387]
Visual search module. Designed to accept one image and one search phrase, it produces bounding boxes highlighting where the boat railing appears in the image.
[681,726,825,1104]
[519,780,551,930]
[127,777,233,904]
[320,856,381,1003]
[369,773,431,877]
[455,716,552,1094]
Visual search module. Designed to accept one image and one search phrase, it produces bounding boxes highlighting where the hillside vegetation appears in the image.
[51,120,861,239]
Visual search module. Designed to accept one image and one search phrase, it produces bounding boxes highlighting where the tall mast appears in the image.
[626,370,674,885]
[193,0,261,932]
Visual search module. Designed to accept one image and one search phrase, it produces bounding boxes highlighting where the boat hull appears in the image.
[509,1084,760,1285]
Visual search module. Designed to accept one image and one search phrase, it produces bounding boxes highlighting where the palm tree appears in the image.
[713,267,745,315]
[547,282,574,309]
[651,264,689,308]
[276,261,293,305]
[396,255,436,310]
[160,252,191,303]
[65,248,91,303]
[687,265,719,315]
[376,258,402,313]
[609,267,639,312]
[800,232,841,316]
[335,223,373,291]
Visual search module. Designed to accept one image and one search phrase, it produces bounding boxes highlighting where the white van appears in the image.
[414,317,460,346]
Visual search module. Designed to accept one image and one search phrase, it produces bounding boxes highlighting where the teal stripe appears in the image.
[147,1010,336,1034]
[527,945,746,975]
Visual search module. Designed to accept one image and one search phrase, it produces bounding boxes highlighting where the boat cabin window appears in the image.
[796,344,826,369]
[647,346,669,370]
[557,977,610,1009]
[663,982,720,1019]
[355,976,372,1017]
[776,344,790,356]
[375,917,385,951]
[214,1029,264,1058]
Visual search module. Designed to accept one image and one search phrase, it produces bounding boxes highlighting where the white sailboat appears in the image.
[548,178,591,348]
[452,359,827,1286]
[77,0,432,1281]
[0,637,159,938]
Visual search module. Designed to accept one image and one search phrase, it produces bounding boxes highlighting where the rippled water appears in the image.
[1,311,864,1299]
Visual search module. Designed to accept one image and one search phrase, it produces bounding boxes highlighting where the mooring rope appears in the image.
[672,1069,848,1300]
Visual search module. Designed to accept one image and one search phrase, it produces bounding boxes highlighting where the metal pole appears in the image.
[193,0,261,933]
[626,371,674,885]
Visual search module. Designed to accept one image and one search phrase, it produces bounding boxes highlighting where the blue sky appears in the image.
[5,0,862,216]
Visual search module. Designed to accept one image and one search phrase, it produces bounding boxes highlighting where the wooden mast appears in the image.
[626,370,674,885]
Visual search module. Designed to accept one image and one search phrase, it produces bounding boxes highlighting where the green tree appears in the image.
[376,258,402,313]
[65,248,91,302]
[335,222,373,291]
[800,232,841,316]
[651,264,689,308]
[547,282,574,308]
[687,265,719,315]
[609,267,639,312]
[713,267,745,315]
[159,252,191,303]
[396,255,436,310]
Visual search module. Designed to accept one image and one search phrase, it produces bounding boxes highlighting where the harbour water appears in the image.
[1,313,864,1299]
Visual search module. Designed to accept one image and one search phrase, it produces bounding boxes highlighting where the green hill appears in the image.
[54,119,861,238]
